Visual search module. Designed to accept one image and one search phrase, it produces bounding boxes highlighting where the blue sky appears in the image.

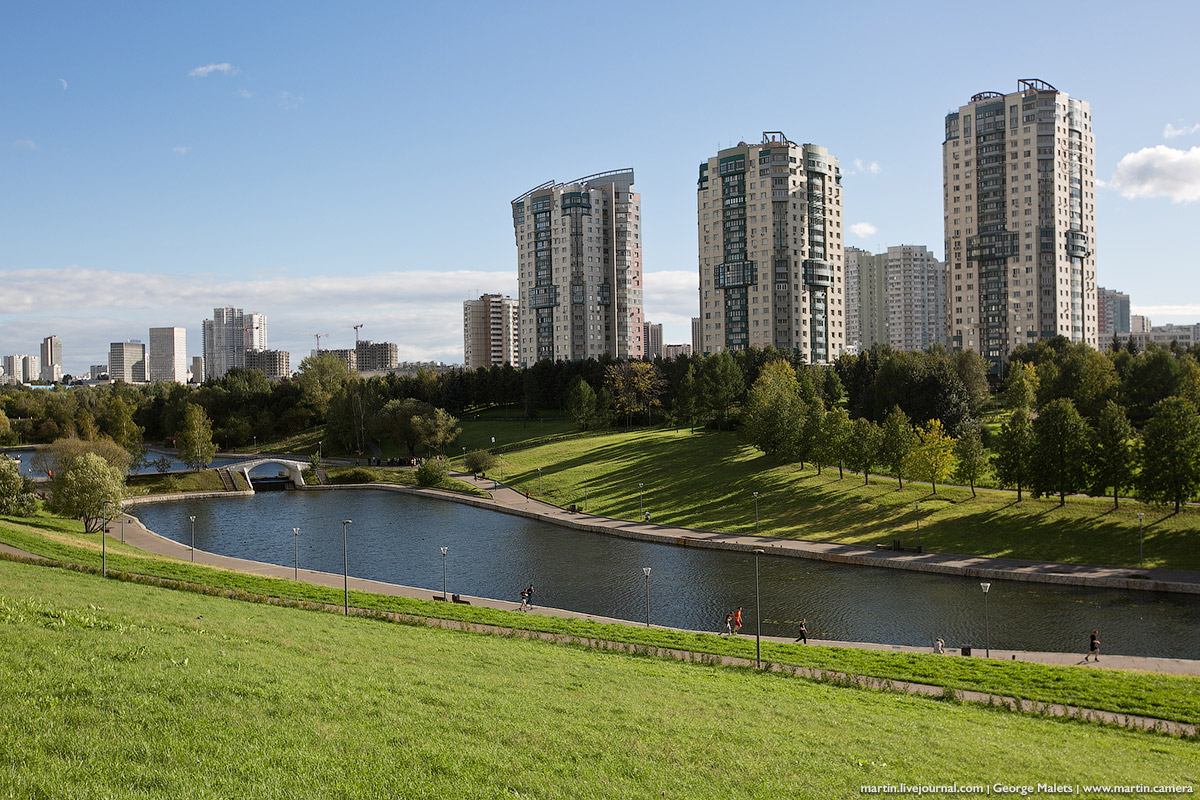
[4,0,1199,375]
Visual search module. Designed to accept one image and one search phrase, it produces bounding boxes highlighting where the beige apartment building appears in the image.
[944,79,1097,376]
[512,169,644,365]
[697,133,844,362]
[462,294,518,370]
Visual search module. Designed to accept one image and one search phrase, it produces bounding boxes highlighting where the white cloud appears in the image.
[172,146,189,155]
[848,158,882,175]
[1132,304,1200,317]
[1111,145,1200,203]
[237,88,254,99]
[12,139,37,150]
[189,63,238,78]
[849,222,877,238]
[1164,123,1200,139]
[277,91,304,111]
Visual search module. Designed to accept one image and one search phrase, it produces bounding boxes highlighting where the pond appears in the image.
[131,489,1200,659]
[2,448,238,477]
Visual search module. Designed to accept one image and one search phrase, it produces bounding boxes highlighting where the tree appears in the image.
[413,408,461,456]
[415,456,449,487]
[1030,398,1091,506]
[0,458,38,516]
[1088,400,1136,509]
[48,452,124,534]
[880,406,915,489]
[463,449,496,475]
[1003,361,1039,412]
[846,418,884,485]
[953,424,989,497]
[953,350,991,415]
[699,352,743,431]
[378,398,434,458]
[994,407,1035,501]
[295,352,351,417]
[565,378,599,430]
[905,419,956,494]
[798,395,825,470]
[742,361,806,462]
[177,403,217,472]
[819,407,852,479]
[1138,397,1200,512]
[674,364,699,432]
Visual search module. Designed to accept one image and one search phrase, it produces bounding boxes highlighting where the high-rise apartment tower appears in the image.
[202,307,266,380]
[944,79,1097,376]
[512,169,643,365]
[697,133,844,361]
[39,336,63,382]
[109,341,146,383]
[1097,287,1130,340]
[463,294,518,370]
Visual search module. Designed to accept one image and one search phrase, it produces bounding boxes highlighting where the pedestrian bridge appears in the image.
[222,459,308,490]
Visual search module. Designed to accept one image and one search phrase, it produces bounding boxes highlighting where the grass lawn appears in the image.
[494,427,1200,572]
[2,514,1199,727]
[317,465,489,497]
[126,470,232,495]
[1,558,1195,799]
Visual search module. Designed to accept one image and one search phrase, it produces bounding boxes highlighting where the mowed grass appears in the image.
[126,470,233,495]
[1,559,1196,800]
[3,514,1200,726]
[496,427,1200,572]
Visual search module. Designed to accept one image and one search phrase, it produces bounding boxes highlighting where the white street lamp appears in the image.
[980,582,992,658]
[293,527,300,579]
[101,499,112,576]
[752,492,760,534]
[914,500,921,551]
[441,546,448,601]
[754,548,765,668]
[189,515,197,562]
[639,482,644,517]
[1137,512,1145,568]
[342,520,352,614]
[537,467,542,497]
[642,566,651,627]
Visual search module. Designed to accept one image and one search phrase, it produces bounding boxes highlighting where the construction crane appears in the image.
[353,324,364,346]
[314,333,329,353]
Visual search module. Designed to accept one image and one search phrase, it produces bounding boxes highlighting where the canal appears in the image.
[130,489,1200,659]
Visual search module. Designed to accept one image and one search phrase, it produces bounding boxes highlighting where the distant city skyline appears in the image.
[3,2,1199,373]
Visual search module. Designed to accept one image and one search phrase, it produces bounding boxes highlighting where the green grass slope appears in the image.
[496,427,1200,571]
[1,559,1195,799]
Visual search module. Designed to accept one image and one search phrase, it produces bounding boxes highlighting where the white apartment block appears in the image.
[1098,286,1131,339]
[845,247,885,351]
[40,336,62,382]
[245,349,291,380]
[202,307,266,380]
[2,355,38,385]
[944,79,1097,376]
[462,294,518,370]
[885,246,945,352]
[697,133,844,362]
[691,317,702,356]
[149,327,188,383]
[512,169,644,365]
[109,341,146,383]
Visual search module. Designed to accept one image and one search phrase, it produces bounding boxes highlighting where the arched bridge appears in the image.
[221,459,308,490]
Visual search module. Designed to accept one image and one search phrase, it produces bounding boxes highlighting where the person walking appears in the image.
[733,606,743,635]
[723,611,733,636]
[519,585,531,612]
[1086,630,1101,662]
[795,618,808,644]
[934,637,945,654]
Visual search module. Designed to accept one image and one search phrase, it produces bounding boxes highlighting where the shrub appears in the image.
[415,457,449,487]
[331,468,376,485]
[463,449,496,474]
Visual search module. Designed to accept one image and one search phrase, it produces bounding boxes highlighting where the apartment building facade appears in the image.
[512,169,643,365]
[697,133,844,362]
[148,327,188,383]
[109,341,146,383]
[39,336,63,383]
[462,294,518,370]
[944,79,1098,376]
[202,306,267,380]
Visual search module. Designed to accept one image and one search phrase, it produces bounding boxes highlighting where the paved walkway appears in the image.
[446,471,1200,595]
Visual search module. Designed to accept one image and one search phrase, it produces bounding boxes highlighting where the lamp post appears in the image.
[462,446,466,466]
[752,492,760,534]
[342,520,352,614]
[292,527,300,579]
[754,548,765,668]
[639,482,644,517]
[441,546,448,601]
[500,453,503,481]
[101,500,112,577]
[642,566,651,627]
[120,512,125,544]
[980,582,991,658]
[537,467,542,497]
[584,478,588,512]
[914,500,921,551]
[253,435,257,452]
[189,515,196,562]
[318,440,322,462]
[1137,512,1145,568]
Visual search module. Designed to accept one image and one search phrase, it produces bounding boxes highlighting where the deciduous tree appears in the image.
[48,452,124,534]
[1030,398,1091,506]
[905,419,956,494]
[1138,397,1200,511]
[1088,400,1136,509]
